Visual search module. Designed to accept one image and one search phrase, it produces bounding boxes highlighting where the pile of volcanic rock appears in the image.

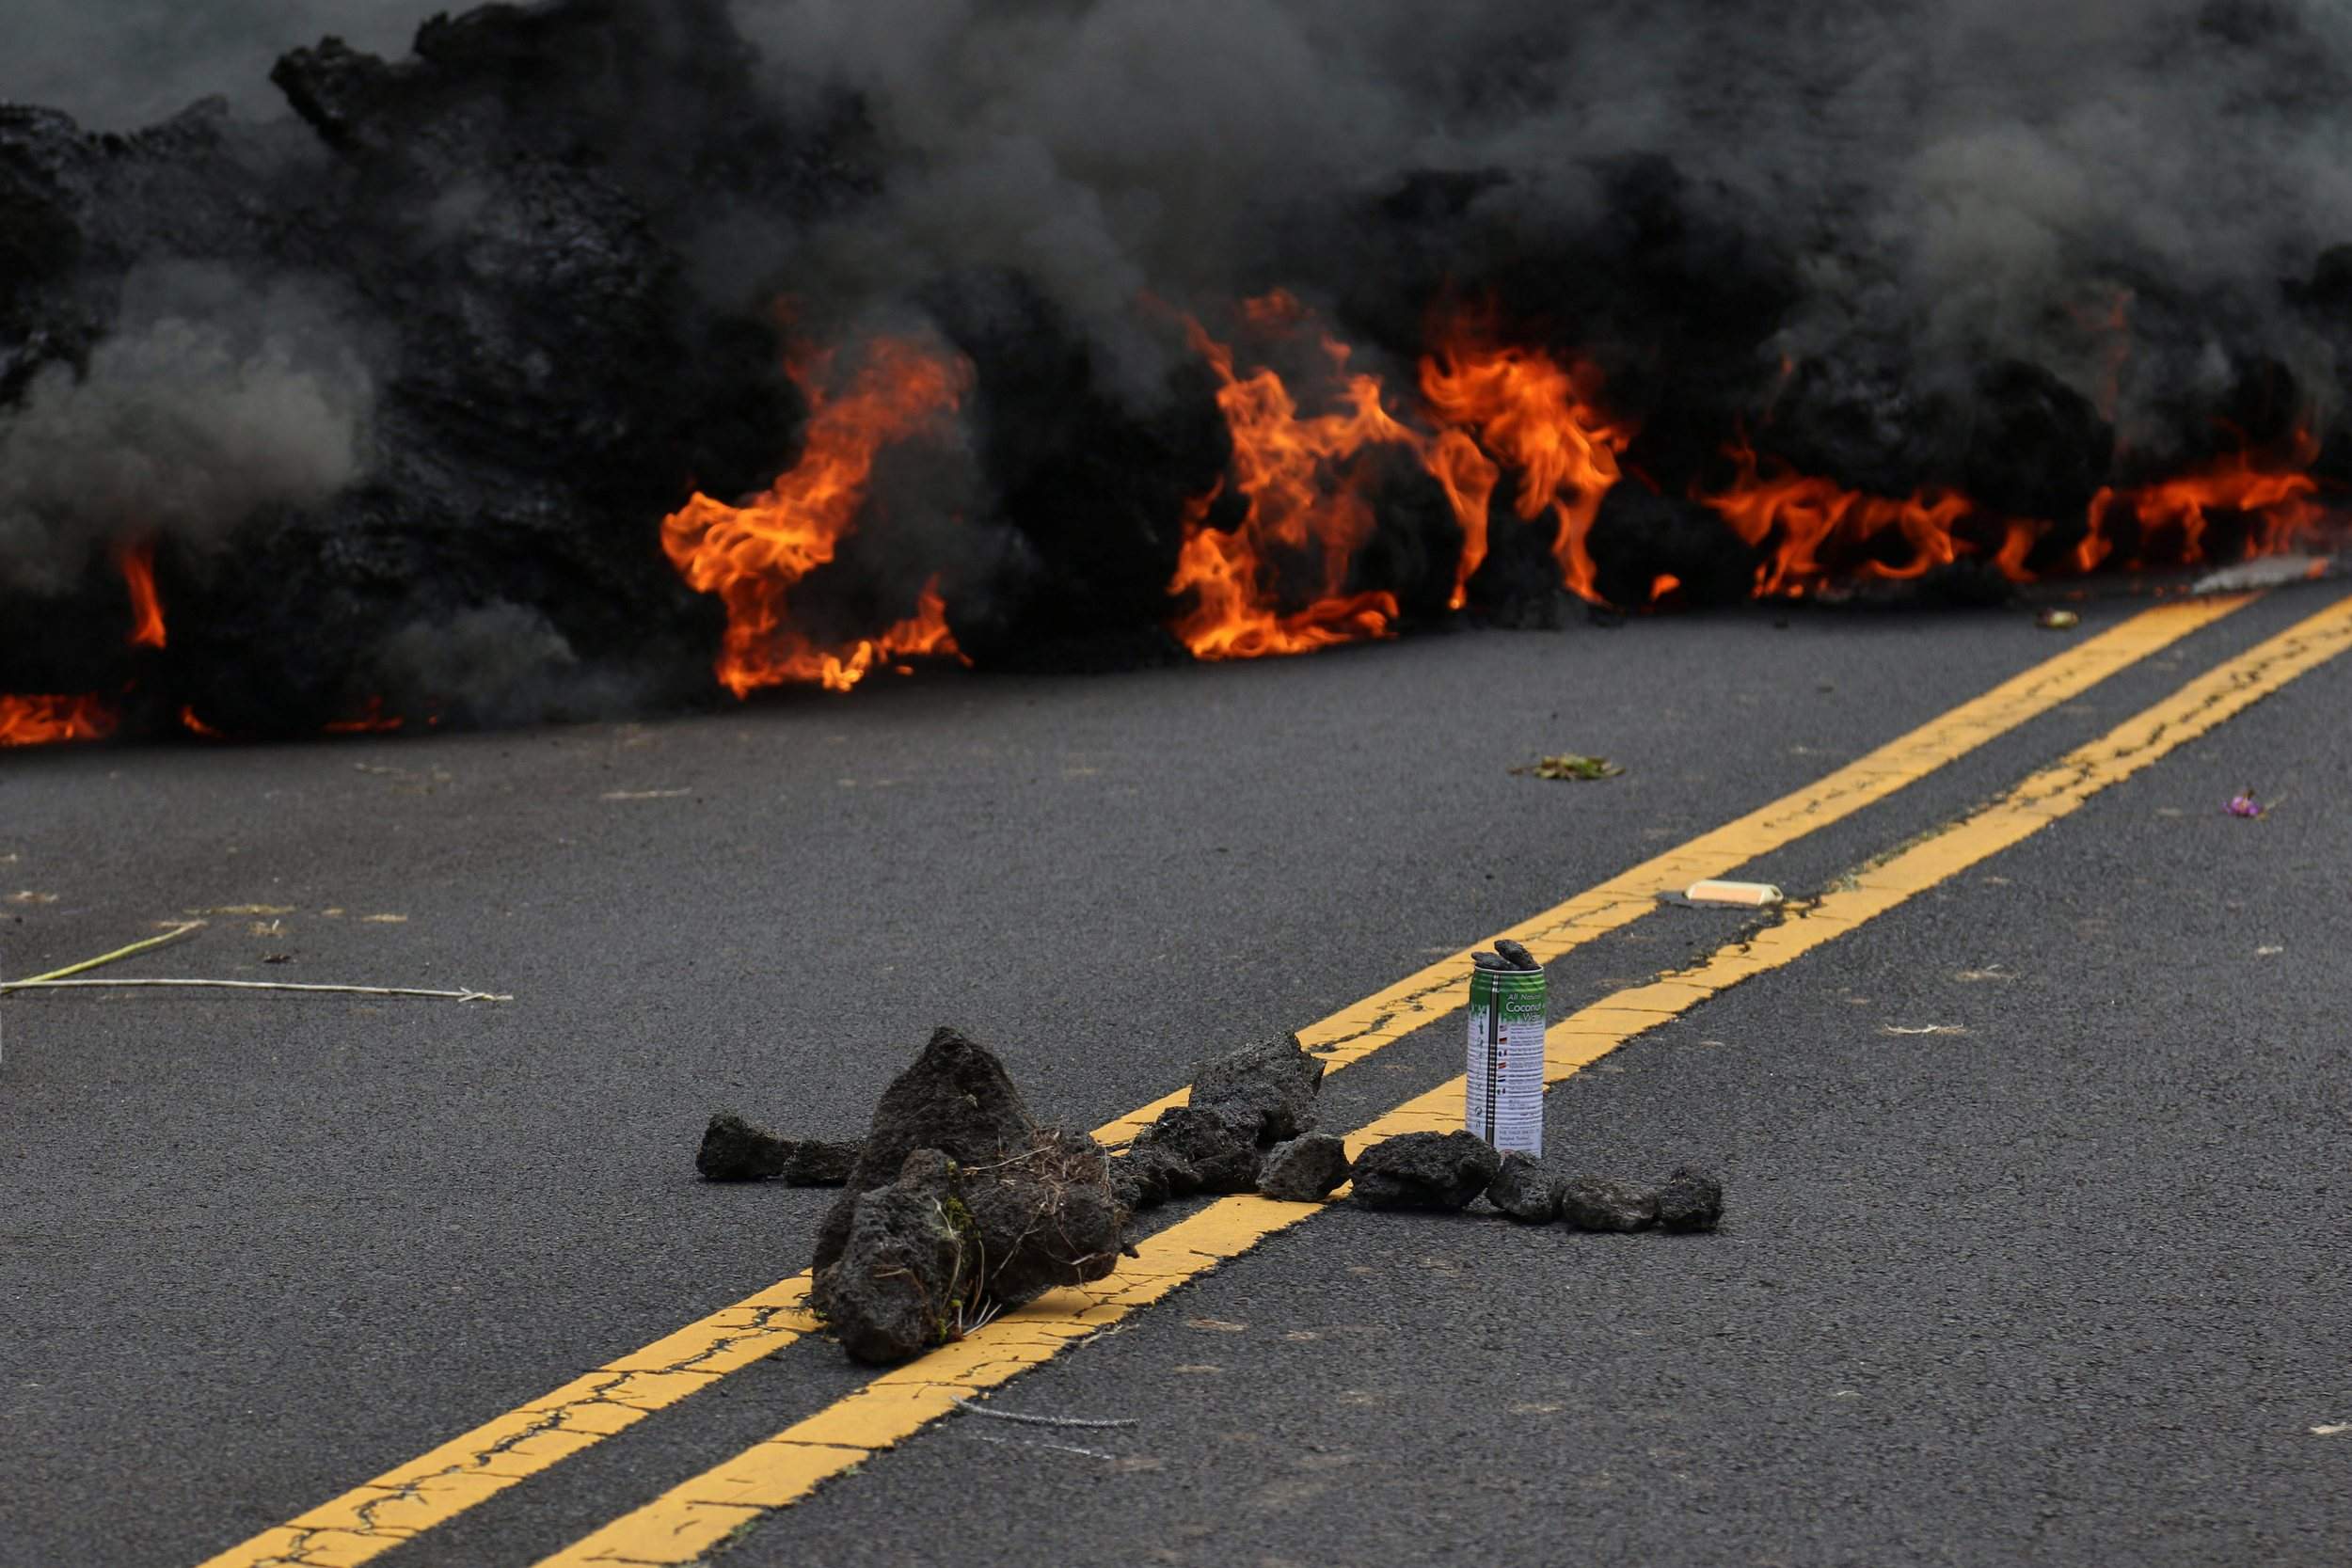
[696,1026,1721,1365]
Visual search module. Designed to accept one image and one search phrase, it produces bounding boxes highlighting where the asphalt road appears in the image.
[4,588,2348,1567]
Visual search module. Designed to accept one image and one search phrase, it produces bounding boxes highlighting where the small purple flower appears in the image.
[2227,790,2265,818]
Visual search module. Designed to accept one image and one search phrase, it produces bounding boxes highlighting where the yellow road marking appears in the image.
[530,592,2352,1567]
[192,595,2242,1568]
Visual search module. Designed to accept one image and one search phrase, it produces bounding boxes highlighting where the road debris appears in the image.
[1492,939,1541,971]
[2036,608,2080,629]
[2227,788,2265,818]
[5,977,511,1001]
[1484,1151,1559,1222]
[1256,1132,1351,1201]
[951,1397,1136,1429]
[1512,753,1624,781]
[1349,1131,1502,1210]
[1683,879,1784,907]
[1187,1033,1325,1144]
[1656,1164,1724,1231]
[1557,1176,1659,1231]
[694,1114,860,1183]
[0,920,202,991]
[2193,553,2330,594]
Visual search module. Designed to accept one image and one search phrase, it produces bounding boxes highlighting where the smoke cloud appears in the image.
[0,261,375,594]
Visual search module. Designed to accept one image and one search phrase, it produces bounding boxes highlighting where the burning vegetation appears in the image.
[4,0,2350,745]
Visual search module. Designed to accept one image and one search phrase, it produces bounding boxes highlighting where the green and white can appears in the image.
[1467,965,1547,1155]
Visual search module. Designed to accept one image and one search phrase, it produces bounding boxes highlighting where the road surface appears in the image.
[4,586,2347,1567]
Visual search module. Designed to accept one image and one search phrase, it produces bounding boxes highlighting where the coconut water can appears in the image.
[1467,963,1546,1155]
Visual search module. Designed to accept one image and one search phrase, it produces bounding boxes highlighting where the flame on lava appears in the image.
[662,336,974,695]
[323,696,405,735]
[2086,434,2325,574]
[1700,439,1984,596]
[1419,339,1632,605]
[1702,428,2328,597]
[0,695,118,747]
[114,540,167,649]
[1168,313,1409,660]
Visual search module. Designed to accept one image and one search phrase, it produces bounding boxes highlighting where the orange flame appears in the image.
[114,540,166,649]
[1702,429,2328,598]
[180,705,225,738]
[323,696,405,735]
[1168,314,1410,660]
[1700,439,1979,596]
[0,695,117,747]
[1419,341,1632,605]
[663,337,973,695]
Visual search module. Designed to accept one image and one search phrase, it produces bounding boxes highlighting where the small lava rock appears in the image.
[1255,1132,1351,1202]
[1109,1143,1199,1212]
[1656,1164,1724,1232]
[1484,1151,1560,1222]
[1130,1104,1262,1194]
[1349,1131,1502,1211]
[1558,1176,1659,1231]
[696,1113,789,1180]
[1493,939,1541,972]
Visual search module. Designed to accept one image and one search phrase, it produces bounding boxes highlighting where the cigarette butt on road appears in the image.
[1683,879,1783,908]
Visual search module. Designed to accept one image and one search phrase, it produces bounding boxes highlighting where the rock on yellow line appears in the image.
[190,594,2243,1568]
[529,592,2352,1568]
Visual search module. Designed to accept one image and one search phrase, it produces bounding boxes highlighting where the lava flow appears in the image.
[1168,309,1411,660]
[661,336,974,696]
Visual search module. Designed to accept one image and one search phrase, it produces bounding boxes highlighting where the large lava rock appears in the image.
[1187,1033,1327,1147]
[1349,1131,1502,1211]
[817,1149,972,1365]
[809,1026,1037,1293]
[959,1129,1128,1306]
[1255,1132,1351,1203]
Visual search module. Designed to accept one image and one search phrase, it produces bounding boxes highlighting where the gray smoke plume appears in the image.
[0,261,375,594]
[727,0,2352,445]
[8,0,2348,440]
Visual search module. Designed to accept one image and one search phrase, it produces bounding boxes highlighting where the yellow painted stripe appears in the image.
[192,595,2239,1568]
[532,593,2352,1568]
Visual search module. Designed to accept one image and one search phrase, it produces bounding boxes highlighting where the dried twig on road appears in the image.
[3,978,512,1002]
[0,920,204,991]
[951,1396,1138,1430]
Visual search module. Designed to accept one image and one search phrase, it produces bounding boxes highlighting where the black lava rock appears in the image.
[695,1115,862,1184]
[1493,940,1541,972]
[815,1149,972,1366]
[783,1139,862,1186]
[1484,1151,1560,1222]
[810,1027,1036,1290]
[960,1130,1127,1307]
[1656,1164,1724,1232]
[1558,1176,1659,1232]
[1349,1131,1502,1211]
[1255,1132,1352,1202]
[1129,1104,1262,1195]
[1108,1144,1199,1213]
[1188,1033,1327,1146]
[696,1112,787,1180]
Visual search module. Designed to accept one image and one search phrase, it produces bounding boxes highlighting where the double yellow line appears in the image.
[204,590,2352,1568]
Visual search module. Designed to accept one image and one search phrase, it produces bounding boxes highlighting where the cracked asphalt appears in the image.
[4,587,2348,1567]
